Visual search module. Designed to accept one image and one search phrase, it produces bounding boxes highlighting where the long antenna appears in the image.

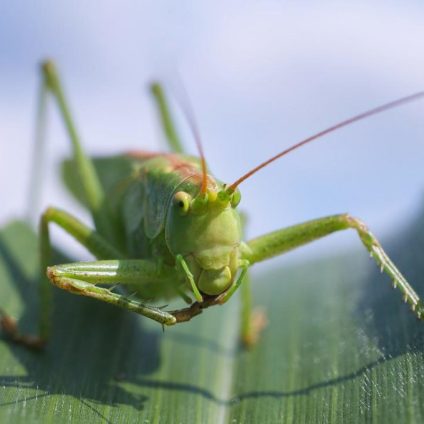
[173,80,208,194]
[228,91,424,192]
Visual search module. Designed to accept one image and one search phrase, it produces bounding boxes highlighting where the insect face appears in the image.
[165,186,243,295]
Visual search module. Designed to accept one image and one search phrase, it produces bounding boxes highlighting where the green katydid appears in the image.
[1,60,424,350]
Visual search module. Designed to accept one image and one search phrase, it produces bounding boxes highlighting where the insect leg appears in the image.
[37,61,114,240]
[236,212,268,346]
[245,214,424,318]
[47,260,176,325]
[240,273,253,342]
[39,207,126,337]
[1,207,123,348]
[238,212,252,343]
[150,82,185,153]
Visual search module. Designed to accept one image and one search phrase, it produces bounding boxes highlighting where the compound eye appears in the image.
[230,189,241,208]
[173,191,192,215]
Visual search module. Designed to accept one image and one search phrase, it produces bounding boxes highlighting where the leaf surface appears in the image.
[1,213,424,423]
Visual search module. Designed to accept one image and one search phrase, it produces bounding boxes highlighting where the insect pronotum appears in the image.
[1,60,424,349]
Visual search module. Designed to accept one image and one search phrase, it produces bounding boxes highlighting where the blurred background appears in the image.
[1,1,424,272]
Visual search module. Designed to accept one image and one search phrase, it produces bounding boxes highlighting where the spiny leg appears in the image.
[1,207,124,349]
[245,213,424,318]
[47,260,177,325]
[150,82,185,154]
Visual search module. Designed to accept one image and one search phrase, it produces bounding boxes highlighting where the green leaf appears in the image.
[1,212,424,423]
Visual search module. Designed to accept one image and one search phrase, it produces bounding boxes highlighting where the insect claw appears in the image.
[412,303,416,311]
[393,281,397,289]
[403,294,408,303]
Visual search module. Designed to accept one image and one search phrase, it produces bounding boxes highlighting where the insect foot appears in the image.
[170,295,223,323]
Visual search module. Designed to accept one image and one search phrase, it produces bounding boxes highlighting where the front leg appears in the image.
[47,260,177,325]
[244,213,424,318]
[1,207,124,349]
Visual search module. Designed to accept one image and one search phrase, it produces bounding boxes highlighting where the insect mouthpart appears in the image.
[215,187,241,209]
[198,266,232,295]
[191,245,240,295]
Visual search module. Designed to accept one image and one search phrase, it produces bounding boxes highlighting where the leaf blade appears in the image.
[1,214,424,423]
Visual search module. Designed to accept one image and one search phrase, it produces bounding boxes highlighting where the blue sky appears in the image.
[1,1,424,266]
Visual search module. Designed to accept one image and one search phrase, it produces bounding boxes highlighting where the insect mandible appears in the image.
[1,60,424,349]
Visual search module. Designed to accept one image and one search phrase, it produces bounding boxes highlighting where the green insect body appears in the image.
[90,152,244,299]
[2,60,424,350]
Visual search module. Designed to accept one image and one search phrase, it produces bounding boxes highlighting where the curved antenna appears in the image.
[172,79,208,194]
[228,91,424,192]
